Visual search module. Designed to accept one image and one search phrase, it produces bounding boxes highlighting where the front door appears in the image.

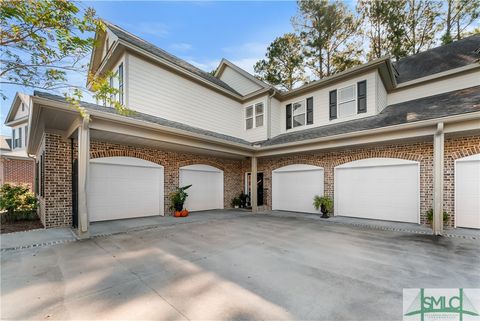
[246,172,264,206]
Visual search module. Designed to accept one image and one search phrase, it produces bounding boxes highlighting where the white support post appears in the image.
[251,156,258,213]
[77,118,90,237]
[433,122,444,235]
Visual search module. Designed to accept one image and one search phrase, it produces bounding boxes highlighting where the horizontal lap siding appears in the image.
[219,66,262,96]
[128,54,243,138]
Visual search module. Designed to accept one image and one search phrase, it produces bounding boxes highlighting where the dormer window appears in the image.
[329,80,367,120]
[245,102,264,130]
[286,97,314,130]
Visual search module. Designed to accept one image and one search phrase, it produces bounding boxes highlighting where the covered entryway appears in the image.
[179,164,224,211]
[272,164,324,213]
[455,154,480,229]
[334,158,419,223]
[88,157,164,222]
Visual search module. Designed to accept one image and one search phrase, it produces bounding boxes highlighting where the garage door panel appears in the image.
[88,157,164,222]
[179,165,224,212]
[456,155,480,229]
[272,165,324,213]
[335,159,419,223]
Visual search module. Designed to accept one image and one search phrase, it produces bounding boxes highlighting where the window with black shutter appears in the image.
[357,80,367,113]
[329,90,337,120]
[306,97,314,125]
[286,103,292,130]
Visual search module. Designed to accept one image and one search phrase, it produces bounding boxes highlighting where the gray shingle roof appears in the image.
[261,86,480,147]
[33,91,252,146]
[104,22,241,96]
[394,35,480,83]
[34,86,480,149]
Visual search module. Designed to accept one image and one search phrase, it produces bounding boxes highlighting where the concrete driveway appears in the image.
[1,212,479,320]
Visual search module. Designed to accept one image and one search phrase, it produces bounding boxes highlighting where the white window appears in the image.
[245,102,264,130]
[337,84,356,118]
[21,103,25,112]
[292,100,305,127]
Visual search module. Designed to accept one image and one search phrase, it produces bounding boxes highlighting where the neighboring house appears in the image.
[12,21,480,235]
[1,93,35,189]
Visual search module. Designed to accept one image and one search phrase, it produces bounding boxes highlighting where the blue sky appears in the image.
[0,1,298,135]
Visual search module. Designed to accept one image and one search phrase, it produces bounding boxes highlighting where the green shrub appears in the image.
[313,195,333,215]
[169,184,192,212]
[231,197,241,207]
[426,208,449,223]
[0,184,37,222]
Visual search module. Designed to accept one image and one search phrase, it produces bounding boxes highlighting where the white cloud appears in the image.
[170,43,193,51]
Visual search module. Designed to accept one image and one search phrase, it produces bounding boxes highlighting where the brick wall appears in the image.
[256,139,435,224]
[0,157,35,189]
[89,140,245,215]
[39,131,245,227]
[38,130,479,229]
[36,132,73,228]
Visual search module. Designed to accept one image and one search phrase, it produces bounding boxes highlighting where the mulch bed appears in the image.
[1,219,44,234]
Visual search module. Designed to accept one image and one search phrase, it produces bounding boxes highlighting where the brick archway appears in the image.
[177,159,226,172]
[90,149,166,167]
[331,151,423,168]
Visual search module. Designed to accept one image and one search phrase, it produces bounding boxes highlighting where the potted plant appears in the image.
[426,208,449,225]
[169,184,192,217]
[239,192,248,208]
[313,195,333,218]
[231,197,241,208]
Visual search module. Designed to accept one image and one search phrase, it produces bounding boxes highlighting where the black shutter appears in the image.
[329,90,337,120]
[357,80,367,113]
[286,104,292,130]
[306,97,314,125]
[35,161,39,194]
[40,152,45,197]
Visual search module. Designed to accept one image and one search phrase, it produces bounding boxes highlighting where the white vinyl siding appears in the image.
[270,97,282,138]
[280,71,377,134]
[128,54,243,138]
[218,65,263,95]
[376,71,387,113]
[388,69,480,105]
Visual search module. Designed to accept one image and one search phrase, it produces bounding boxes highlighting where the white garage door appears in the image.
[88,157,164,222]
[179,164,224,211]
[272,164,324,213]
[335,158,419,223]
[455,154,480,229]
